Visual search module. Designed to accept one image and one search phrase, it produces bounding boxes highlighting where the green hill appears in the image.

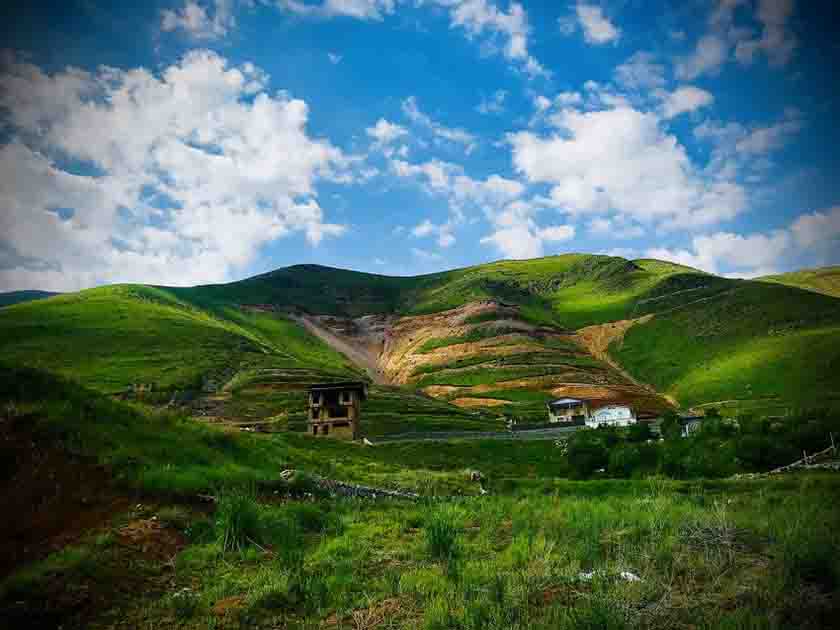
[2,255,839,421]
[758,266,840,298]
[0,290,60,308]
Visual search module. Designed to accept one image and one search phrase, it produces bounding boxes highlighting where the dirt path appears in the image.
[574,316,672,404]
[288,313,390,384]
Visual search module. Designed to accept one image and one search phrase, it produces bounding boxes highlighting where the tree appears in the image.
[566,430,608,479]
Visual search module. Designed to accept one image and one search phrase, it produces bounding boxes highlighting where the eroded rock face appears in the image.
[281,300,671,417]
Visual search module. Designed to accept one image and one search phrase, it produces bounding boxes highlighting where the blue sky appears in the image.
[1,0,839,291]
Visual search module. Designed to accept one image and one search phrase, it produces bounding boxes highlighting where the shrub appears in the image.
[425,506,461,562]
[215,488,262,552]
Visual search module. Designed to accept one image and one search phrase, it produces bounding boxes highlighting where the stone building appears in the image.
[308,381,367,440]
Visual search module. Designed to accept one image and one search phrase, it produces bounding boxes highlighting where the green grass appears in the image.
[759,266,840,298]
[0,285,357,394]
[4,253,840,415]
[416,326,527,354]
[614,282,840,408]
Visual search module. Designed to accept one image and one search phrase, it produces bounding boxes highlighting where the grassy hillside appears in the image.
[0,285,358,394]
[2,364,840,630]
[4,254,839,414]
[759,266,840,298]
[0,290,60,308]
[614,281,840,410]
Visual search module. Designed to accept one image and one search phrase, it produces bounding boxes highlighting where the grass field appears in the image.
[2,365,839,629]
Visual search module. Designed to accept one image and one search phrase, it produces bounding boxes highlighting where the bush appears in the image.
[425,506,461,562]
[215,488,262,552]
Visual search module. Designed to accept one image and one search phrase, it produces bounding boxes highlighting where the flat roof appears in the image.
[548,398,585,406]
[309,381,367,391]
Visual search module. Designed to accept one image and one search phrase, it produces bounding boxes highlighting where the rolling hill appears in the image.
[2,255,839,431]
[759,266,840,298]
[0,290,60,308]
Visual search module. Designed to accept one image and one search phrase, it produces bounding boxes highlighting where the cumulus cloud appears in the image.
[509,104,747,230]
[735,0,797,67]
[479,200,576,259]
[278,0,396,20]
[791,206,840,251]
[427,0,548,77]
[366,118,408,149]
[561,2,620,45]
[648,206,840,277]
[575,2,620,44]
[676,34,729,80]
[614,52,666,90]
[660,86,714,119]
[402,96,477,153]
[677,0,798,79]
[161,0,236,39]
[0,50,348,291]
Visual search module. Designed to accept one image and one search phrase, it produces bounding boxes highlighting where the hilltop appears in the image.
[2,255,839,429]
[759,266,840,298]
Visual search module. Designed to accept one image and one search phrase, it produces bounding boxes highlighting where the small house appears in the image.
[547,398,589,425]
[679,416,703,437]
[308,381,367,440]
[586,405,637,428]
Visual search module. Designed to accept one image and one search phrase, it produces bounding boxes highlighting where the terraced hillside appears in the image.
[3,255,839,428]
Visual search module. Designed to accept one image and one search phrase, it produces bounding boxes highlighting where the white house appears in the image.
[586,405,636,428]
[546,398,589,424]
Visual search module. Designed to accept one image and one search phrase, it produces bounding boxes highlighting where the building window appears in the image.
[340,391,352,405]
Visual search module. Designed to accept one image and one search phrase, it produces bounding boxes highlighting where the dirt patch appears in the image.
[212,595,246,616]
[0,416,135,579]
[117,518,185,562]
[450,397,510,408]
[576,315,654,363]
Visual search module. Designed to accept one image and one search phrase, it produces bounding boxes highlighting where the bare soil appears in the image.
[0,415,135,579]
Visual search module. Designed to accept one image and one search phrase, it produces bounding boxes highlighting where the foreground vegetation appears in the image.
[2,366,840,628]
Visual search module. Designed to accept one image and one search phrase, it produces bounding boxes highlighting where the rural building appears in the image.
[586,405,637,428]
[679,416,703,437]
[547,398,589,425]
[308,381,367,440]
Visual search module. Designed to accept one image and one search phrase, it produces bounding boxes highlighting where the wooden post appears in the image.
[831,432,836,455]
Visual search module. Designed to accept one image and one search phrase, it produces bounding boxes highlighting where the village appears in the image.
[306,380,703,443]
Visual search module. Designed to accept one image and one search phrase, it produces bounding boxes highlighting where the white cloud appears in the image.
[278,0,396,20]
[660,86,714,119]
[476,89,507,115]
[735,113,802,154]
[429,0,548,78]
[402,96,477,153]
[0,50,348,291]
[328,52,343,64]
[677,0,797,80]
[646,230,790,276]
[538,225,575,242]
[411,219,455,248]
[676,34,728,80]
[614,52,666,90]
[479,200,575,259]
[791,206,840,250]
[366,118,408,147]
[411,246,442,261]
[735,0,797,67]
[647,205,840,277]
[161,0,235,39]
[509,104,747,230]
[571,2,620,45]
